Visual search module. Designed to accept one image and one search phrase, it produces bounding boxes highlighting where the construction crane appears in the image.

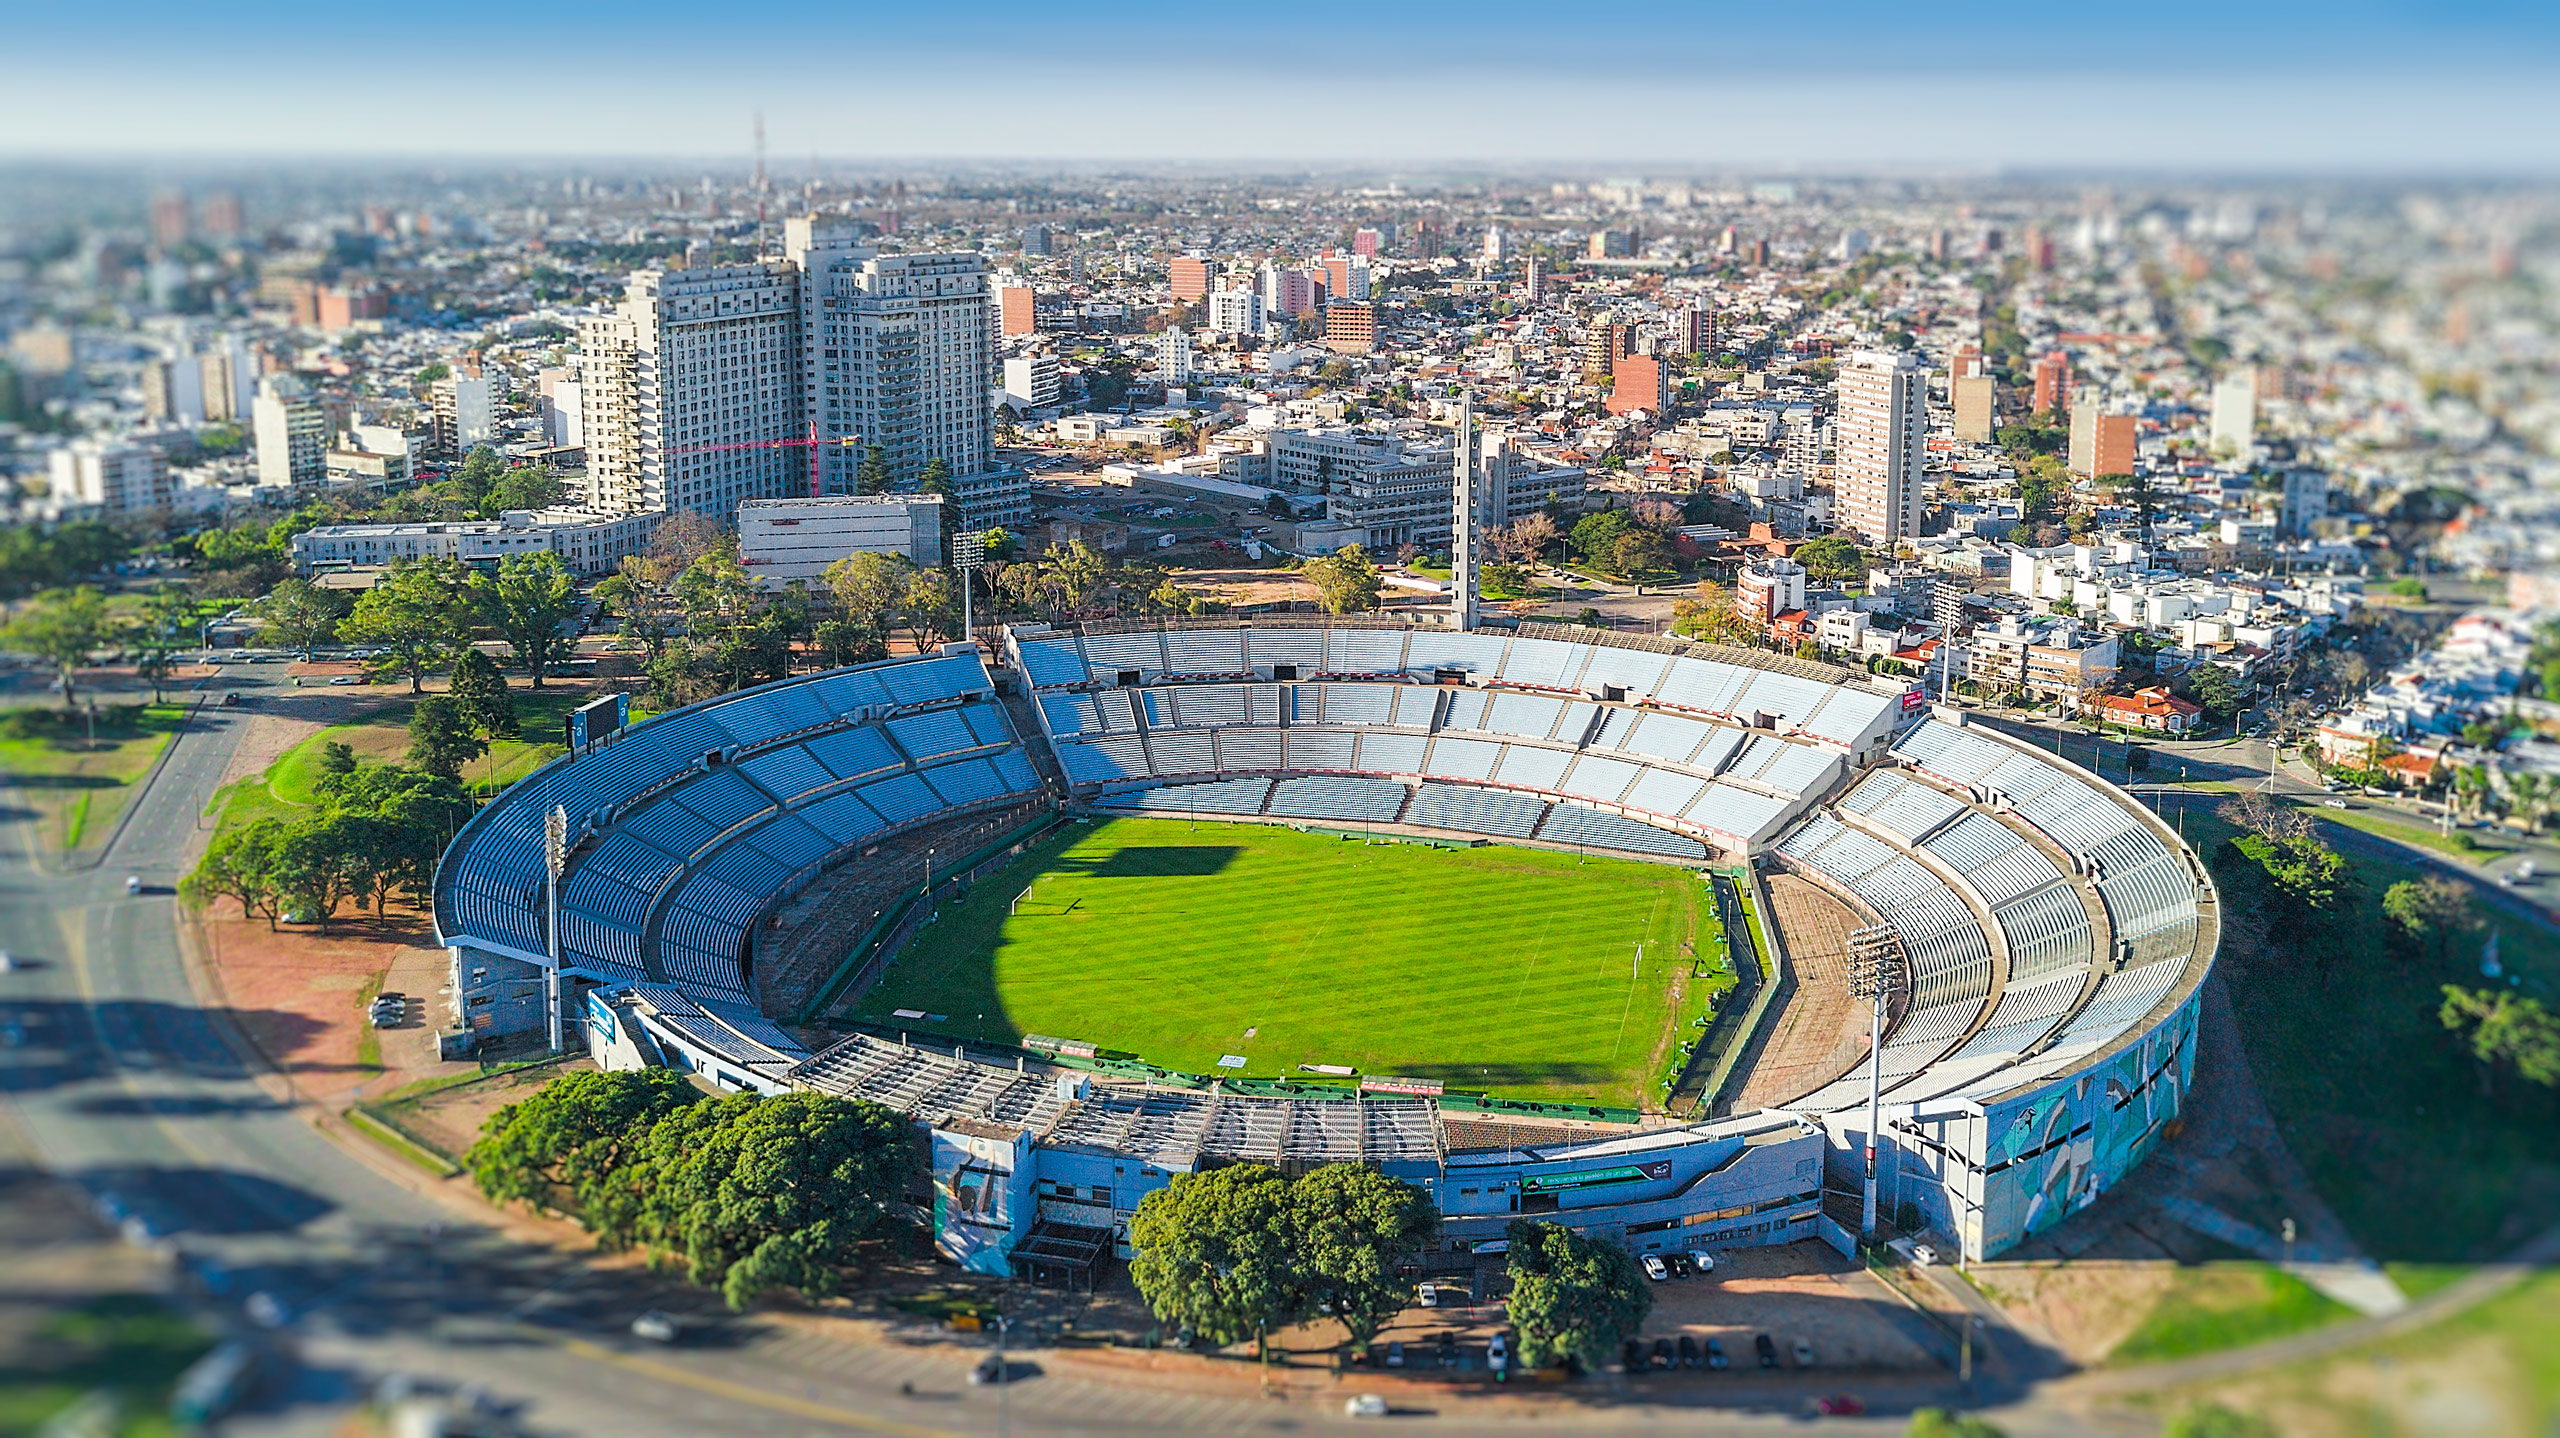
[664,421,863,499]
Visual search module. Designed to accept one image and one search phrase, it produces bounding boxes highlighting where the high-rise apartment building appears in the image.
[149,191,190,250]
[253,385,327,489]
[1677,305,1716,356]
[1156,327,1193,387]
[2031,351,2072,415]
[1352,228,1384,257]
[2210,373,2256,462]
[994,282,1038,338]
[1834,349,1928,546]
[578,260,805,515]
[2067,399,2138,478]
[1606,354,1671,417]
[1169,256,1212,303]
[1951,375,1998,443]
[1319,253,1370,303]
[1002,352,1060,412]
[49,439,171,514]
[1021,225,1050,256]
[1206,287,1263,337]
[1324,302,1376,356]
[431,360,497,458]
[1949,343,1983,381]
[1257,264,1317,320]
[579,220,1021,530]
[1451,394,1490,632]
[1482,225,1509,264]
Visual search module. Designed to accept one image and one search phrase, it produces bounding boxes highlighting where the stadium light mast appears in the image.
[1847,923,1908,1244]
[543,804,569,1055]
[1451,390,1481,632]
[953,530,986,644]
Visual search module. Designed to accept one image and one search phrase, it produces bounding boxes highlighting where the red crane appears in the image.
[664,421,862,498]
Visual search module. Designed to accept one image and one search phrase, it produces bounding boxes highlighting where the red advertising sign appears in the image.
[1900,688,1926,713]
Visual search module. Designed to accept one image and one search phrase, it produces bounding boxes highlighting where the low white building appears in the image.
[290,507,657,578]
[737,494,944,588]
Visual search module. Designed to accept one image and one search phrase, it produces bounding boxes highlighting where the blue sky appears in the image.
[2,1,2555,168]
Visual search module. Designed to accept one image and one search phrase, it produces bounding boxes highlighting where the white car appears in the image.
[630,1311,682,1343]
[1641,1253,1669,1282]
[1487,1333,1508,1374]
[1910,1243,1939,1267]
[1689,1251,1716,1275]
[1416,1282,1438,1308]
[1344,1394,1389,1419]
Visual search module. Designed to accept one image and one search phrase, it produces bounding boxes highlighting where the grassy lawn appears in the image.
[2161,1267,2560,1434]
[0,703,186,853]
[2309,804,2498,862]
[2197,803,2560,1261]
[856,817,1708,1108]
[2110,1262,2356,1365]
[0,1293,213,1436]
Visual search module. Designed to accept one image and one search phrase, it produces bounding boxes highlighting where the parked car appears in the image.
[1689,1251,1717,1275]
[1910,1243,1939,1267]
[1704,1338,1727,1370]
[1622,1339,1646,1373]
[1641,1253,1669,1282]
[1677,1334,1699,1368]
[1435,1334,1458,1369]
[1486,1333,1507,1375]
[1652,1338,1675,1370]
[630,1311,682,1343]
[1416,1282,1438,1308]
[1754,1334,1778,1369]
[1815,1394,1866,1416]
[125,875,142,896]
[1384,1341,1403,1368]
[1343,1394,1389,1419]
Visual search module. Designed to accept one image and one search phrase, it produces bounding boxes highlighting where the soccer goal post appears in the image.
[1010,883,1036,916]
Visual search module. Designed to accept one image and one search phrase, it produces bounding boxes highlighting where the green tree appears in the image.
[451,446,510,507]
[1289,1165,1438,1355]
[1612,529,1671,576]
[407,694,487,780]
[317,740,359,782]
[2382,877,2478,967]
[250,578,351,665]
[180,816,287,928]
[2162,1402,2275,1438]
[1792,534,1867,583]
[1501,1219,1650,1373]
[338,558,471,692]
[855,444,890,496]
[1570,509,1634,568]
[467,1068,705,1215]
[3,585,110,712]
[1909,1409,2007,1438]
[621,1092,916,1309]
[823,551,916,643]
[813,618,886,668]
[447,647,522,740]
[2181,663,2246,724]
[1302,544,1383,615]
[2439,986,2560,1094]
[472,550,580,687]
[1672,579,1742,642]
[902,568,955,655]
[480,464,565,517]
[1128,1164,1305,1360]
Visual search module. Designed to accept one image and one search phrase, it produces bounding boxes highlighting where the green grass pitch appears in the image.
[851,816,1716,1108]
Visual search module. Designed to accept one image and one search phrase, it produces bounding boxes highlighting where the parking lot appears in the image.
[1355,1240,1948,1381]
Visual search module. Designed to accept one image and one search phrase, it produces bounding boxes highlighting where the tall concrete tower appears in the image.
[1451,391,1485,631]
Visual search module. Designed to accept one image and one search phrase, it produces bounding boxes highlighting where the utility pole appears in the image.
[1847,923,1908,1244]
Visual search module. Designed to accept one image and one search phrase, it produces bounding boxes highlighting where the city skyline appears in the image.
[3,1,2557,170]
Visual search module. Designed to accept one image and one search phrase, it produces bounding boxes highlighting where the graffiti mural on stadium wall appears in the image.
[1969,992,2202,1256]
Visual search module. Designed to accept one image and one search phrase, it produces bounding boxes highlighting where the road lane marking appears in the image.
[547,1331,960,1436]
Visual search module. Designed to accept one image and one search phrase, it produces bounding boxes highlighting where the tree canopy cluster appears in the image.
[466,1070,917,1308]
[1501,1218,1653,1372]
[1127,1162,1438,1358]
[181,757,476,931]
[333,549,580,692]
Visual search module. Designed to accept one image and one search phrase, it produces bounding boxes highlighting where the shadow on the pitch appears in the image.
[1065,846,1240,879]
[1395,1061,1619,1087]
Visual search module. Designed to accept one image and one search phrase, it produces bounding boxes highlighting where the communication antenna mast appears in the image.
[753,111,769,251]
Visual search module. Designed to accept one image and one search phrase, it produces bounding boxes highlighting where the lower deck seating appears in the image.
[1541,803,1708,861]
[1099,778,1273,816]
[1404,781,1546,839]
[1266,774,1409,824]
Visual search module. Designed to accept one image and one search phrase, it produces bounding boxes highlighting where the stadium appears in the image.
[433,618,2216,1283]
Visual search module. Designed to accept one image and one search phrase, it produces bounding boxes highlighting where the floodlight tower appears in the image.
[1847,923,1909,1243]
[1451,391,1483,632]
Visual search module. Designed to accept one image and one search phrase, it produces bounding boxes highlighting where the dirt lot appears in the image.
[377,1055,598,1162]
[192,898,462,1106]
